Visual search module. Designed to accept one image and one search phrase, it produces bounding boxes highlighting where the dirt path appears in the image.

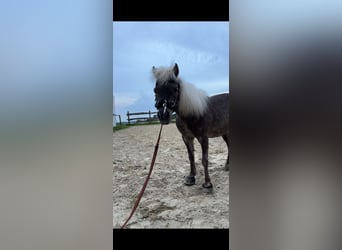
[113,123,229,228]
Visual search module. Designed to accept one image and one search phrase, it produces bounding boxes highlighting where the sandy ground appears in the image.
[113,123,229,228]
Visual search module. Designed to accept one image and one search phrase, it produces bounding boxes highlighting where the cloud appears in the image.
[114,94,138,108]
[196,78,230,94]
[145,41,223,65]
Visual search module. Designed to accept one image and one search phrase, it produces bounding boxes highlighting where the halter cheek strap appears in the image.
[163,100,168,114]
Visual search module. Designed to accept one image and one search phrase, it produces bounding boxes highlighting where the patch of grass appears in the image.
[113,124,129,132]
[113,118,178,132]
[113,120,166,132]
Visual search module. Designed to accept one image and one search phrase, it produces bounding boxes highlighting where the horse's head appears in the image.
[152,63,180,125]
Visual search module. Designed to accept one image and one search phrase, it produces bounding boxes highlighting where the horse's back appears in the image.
[209,93,229,106]
[208,93,229,119]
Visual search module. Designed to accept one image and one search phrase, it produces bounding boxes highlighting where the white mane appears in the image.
[178,80,208,117]
[153,64,208,117]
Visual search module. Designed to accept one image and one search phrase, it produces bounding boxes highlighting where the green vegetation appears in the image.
[113,120,171,132]
[113,124,130,132]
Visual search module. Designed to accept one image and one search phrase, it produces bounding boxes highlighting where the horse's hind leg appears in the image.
[198,136,213,189]
[182,136,196,186]
[222,134,229,171]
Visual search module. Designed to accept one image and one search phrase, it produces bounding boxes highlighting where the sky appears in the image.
[113,22,229,122]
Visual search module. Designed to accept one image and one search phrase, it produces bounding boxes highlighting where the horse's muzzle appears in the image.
[157,107,172,125]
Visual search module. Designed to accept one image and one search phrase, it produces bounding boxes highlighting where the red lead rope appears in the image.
[120,124,163,229]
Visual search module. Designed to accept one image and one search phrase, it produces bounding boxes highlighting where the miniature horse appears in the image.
[153,63,229,190]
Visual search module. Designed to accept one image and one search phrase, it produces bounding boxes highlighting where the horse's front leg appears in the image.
[182,136,196,186]
[198,136,212,189]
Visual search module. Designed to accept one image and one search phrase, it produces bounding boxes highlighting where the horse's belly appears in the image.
[208,131,224,138]
[207,126,229,138]
[176,116,228,138]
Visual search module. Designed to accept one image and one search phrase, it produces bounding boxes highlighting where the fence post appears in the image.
[149,110,151,119]
[118,115,122,125]
[127,111,130,125]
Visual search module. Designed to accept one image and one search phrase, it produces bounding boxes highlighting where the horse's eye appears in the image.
[155,100,162,108]
[168,101,176,108]
[171,86,178,93]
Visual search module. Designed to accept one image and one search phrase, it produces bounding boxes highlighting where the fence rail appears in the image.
[127,110,158,124]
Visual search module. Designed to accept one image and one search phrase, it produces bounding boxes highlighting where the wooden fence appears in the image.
[127,110,158,124]
[113,114,122,126]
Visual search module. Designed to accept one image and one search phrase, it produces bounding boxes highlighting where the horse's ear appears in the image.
[173,63,179,77]
[152,66,156,75]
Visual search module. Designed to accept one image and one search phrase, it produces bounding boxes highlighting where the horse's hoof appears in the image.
[202,182,213,189]
[202,183,213,193]
[184,176,196,186]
